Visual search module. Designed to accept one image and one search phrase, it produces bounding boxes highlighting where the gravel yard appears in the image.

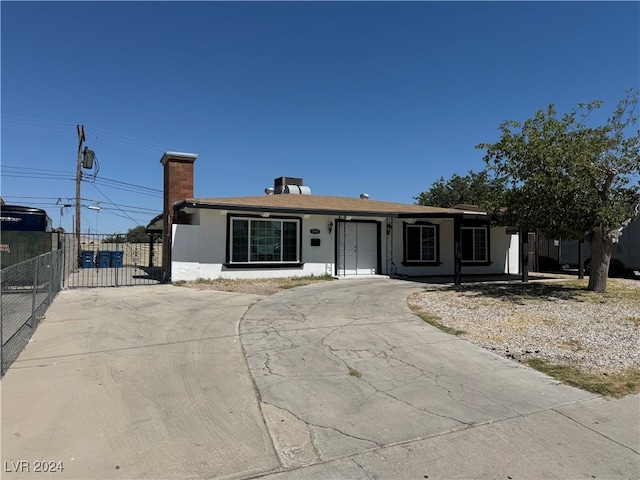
[407,277,640,375]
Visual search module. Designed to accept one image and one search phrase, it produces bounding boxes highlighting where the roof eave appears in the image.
[146,212,164,232]
[177,200,470,219]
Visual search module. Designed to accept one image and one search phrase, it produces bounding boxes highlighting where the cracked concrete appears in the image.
[2,278,638,479]
[241,277,640,478]
[261,403,319,469]
[1,286,281,480]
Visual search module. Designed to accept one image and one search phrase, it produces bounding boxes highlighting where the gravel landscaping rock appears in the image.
[407,277,640,374]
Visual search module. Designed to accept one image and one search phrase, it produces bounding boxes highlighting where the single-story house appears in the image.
[152,152,520,283]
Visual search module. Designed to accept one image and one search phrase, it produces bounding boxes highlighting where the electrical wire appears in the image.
[2,165,74,175]
[88,176,162,194]
[3,165,163,197]
[85,125,262,171]
[2,116,269,173]
[89,182,149,227]
[1,115,76,137]
[2,195,159,216]
[1,195,67,201]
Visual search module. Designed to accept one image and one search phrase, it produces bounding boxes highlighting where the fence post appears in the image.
[62,234,67,288]
[30,257,40,328]
[115,234,120,287]
[47,253,54,307]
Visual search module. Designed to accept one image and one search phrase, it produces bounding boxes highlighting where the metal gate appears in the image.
[63,233,164,288]
[526,232,561,272]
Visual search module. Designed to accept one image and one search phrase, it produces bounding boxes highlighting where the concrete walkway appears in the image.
[2,279,639,479]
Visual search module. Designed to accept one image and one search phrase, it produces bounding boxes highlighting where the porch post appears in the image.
[454,216,461,285]
[578,240,584,279]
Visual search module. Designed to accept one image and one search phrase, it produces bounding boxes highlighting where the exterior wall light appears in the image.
[387,223,392,235]
[328,221,334,234]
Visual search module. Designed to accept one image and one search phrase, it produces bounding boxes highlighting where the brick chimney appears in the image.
[160,151,198,281]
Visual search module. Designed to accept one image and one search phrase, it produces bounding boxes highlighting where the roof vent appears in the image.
[360,193,369,200]
[265,187,275,195]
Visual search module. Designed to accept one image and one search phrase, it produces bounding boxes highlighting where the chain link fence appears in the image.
[1,232,164,375]
[1,248,64,376]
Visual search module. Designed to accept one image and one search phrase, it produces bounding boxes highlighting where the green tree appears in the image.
[477,90,640,292]
[104,225,155,243]
[125,225,149,243]
[415,169,507,215]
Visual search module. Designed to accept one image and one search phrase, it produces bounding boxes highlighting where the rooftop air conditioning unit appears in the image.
[285,185,311,195]
[274,176,311,194]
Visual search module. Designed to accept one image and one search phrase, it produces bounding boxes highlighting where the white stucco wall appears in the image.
[391,218,456,277]
[390,219,520,277]
[460,226,520,275]
[506,230,520,274]
[171,224,201,280]
[171,211,339,281]
[170,209,519,281]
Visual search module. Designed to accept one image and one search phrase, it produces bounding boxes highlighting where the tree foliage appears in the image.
[477,90,640,292]
[414,170,507,215]
[125,225,151,243]
[104,225,157,243]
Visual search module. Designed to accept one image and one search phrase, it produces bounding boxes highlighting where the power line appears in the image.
[1,177,161,198]
[89,182,147,227]
[88,176,162,193]
[2,165,74,175]
[86,180,162,198]
[2,173,75,181]
[3,164,163,197]
[1,115,75,137]
[85,124,174,156]
[2,195,158,213]
[3,116,268,174]
[1,195,70,201]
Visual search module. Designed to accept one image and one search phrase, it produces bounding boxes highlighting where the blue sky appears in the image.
[2,1,638,234]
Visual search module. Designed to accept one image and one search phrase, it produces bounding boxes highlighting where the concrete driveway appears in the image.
[2,278,639,479]
[1,286,279,479]
[243,277,639,479]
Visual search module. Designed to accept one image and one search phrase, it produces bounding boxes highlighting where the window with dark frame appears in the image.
[406,224,437,262]
[230,217,299,263]
[461,226,487,262]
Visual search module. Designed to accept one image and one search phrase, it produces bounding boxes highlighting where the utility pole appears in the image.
[75,125,85,257]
